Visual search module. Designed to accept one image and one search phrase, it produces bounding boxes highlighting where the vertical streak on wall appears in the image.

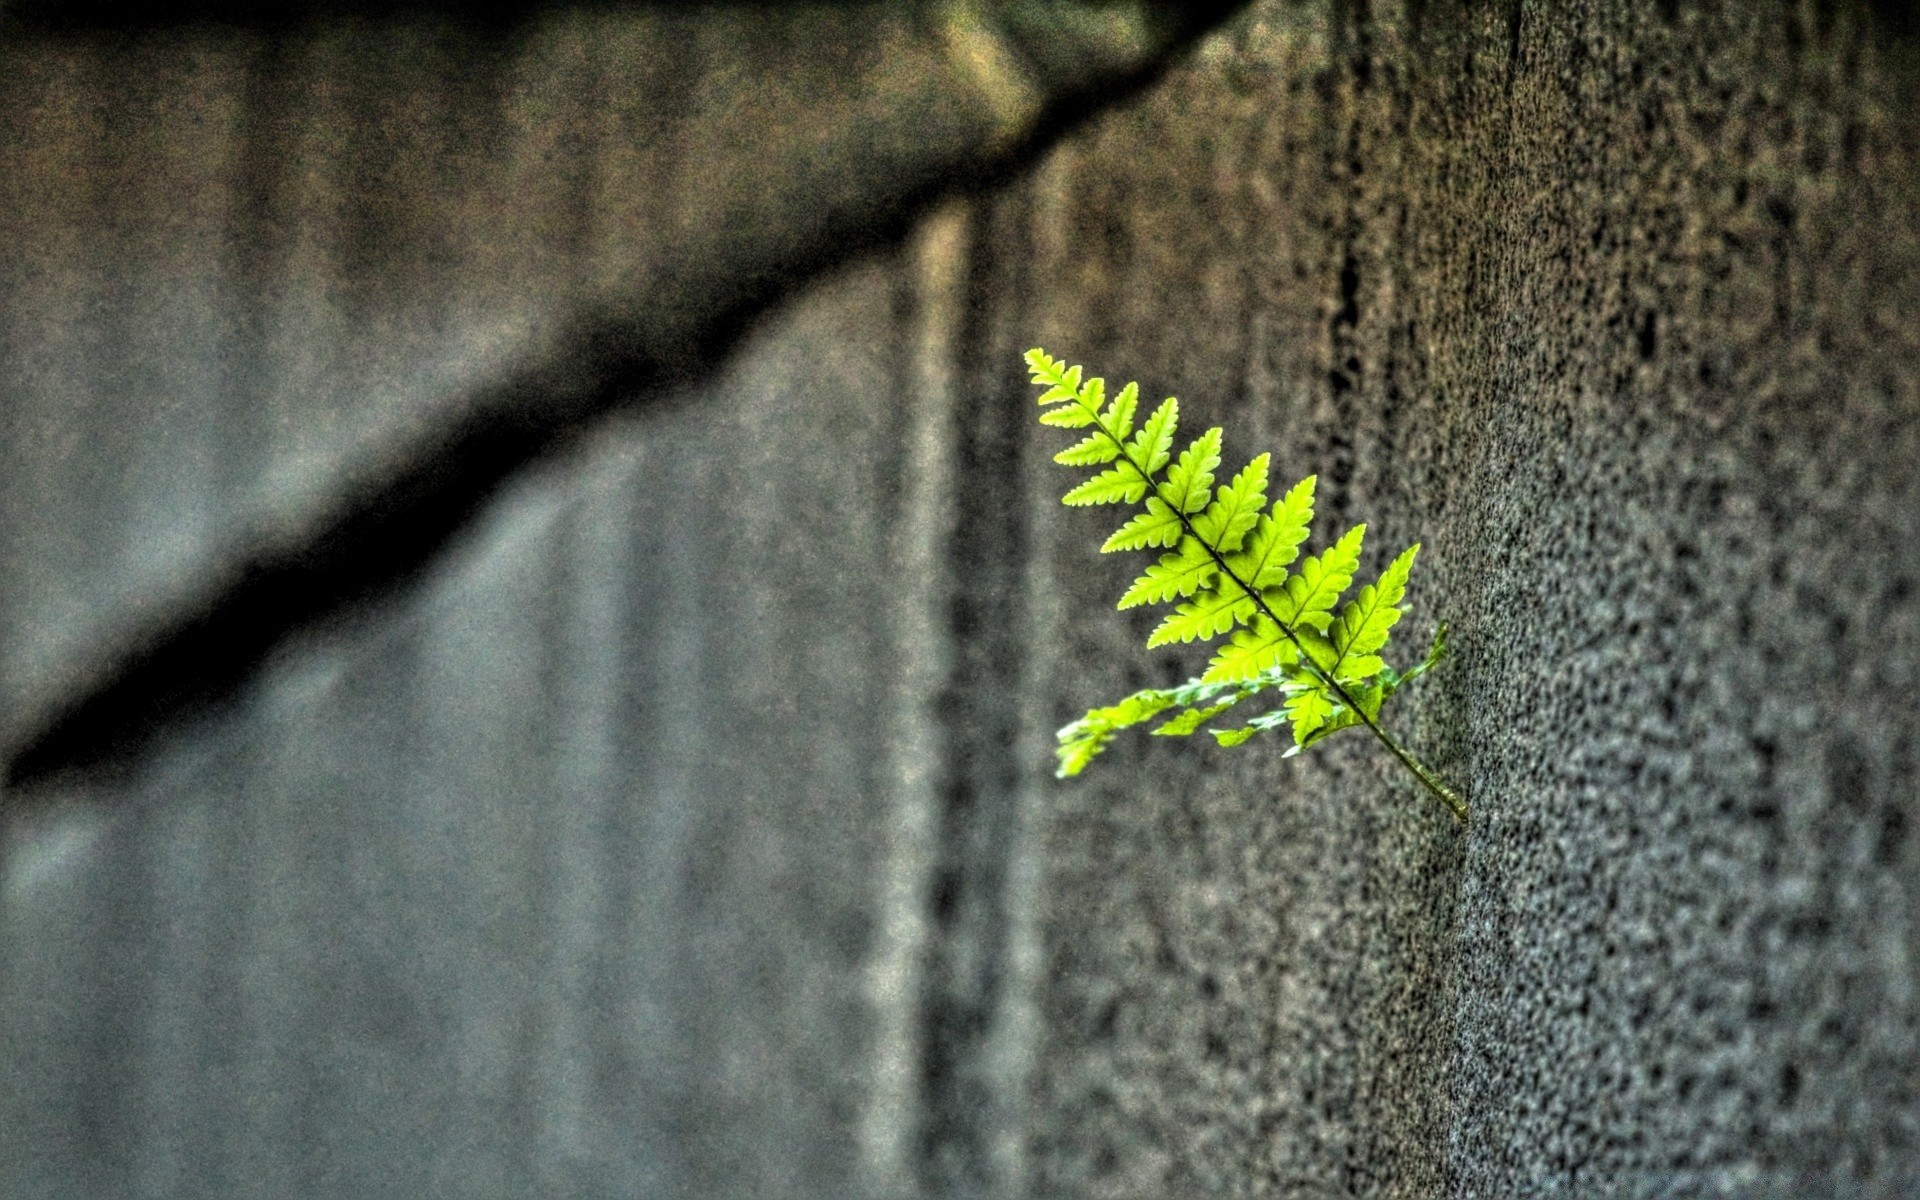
[0,789,114,1198]
[991,144,1081,1200]
[0,47,98,696]
[919,184,1043,1199]
[859,200,971,1199]
[528,450,631,1192]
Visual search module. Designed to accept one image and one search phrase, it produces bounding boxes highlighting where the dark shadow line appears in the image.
[3,1,1252,794]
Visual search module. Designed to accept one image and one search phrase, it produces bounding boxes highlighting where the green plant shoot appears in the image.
[1029,348,1467,824]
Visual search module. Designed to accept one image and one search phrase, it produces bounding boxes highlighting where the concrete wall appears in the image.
[1011,4,1920,1195]
[5,2,1920,1198]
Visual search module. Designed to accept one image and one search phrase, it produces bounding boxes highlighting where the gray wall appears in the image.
[4,237,970,1197]
[6,2,1920,1198]
[1013,5,1920,1195]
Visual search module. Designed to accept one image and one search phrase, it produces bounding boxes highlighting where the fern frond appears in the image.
[1117,540,1218,610]
[1101,496,1183,552]
[1162,427,1223,515]
[1327,543,1419,683]
[1027,348,1465,822]
[1145,577,1252,648]
[1192,453,1269,553]
[1228,474,1315,588]
[1268,524,1365,633]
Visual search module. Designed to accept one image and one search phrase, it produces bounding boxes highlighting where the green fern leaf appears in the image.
[1162,427,1223,515]
[1101,495,1183,552]
[1129,397,1179,477]
[1268,524,1365,633]
[1063,466,1148,506]
[1327,543,1419,683]
[1039,403,1096,429]
[1228,474,1315,588]
[1055,687,1180,777]
[1102,381,1138,442]
[1151,697,1240,737]
[1028,347,1464,823]
[1054,432,1120,466]
[1117,539,1218,610]
[1286,685,1337,744]
[1145,577,1252,648]
[1192,453,1270,553]
[1200,615,1297,683]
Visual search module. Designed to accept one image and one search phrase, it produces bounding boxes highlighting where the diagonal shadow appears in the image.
[2,0,1252,792]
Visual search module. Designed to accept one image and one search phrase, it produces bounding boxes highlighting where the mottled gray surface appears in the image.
[3,234,972,1198]
[0,1,1232,768]
[6,2,1920,1199]
[1009,2,1920,1196]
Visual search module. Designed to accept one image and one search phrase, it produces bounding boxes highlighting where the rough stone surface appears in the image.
[5,2,1920,1199]
[1008,3,1920,1196]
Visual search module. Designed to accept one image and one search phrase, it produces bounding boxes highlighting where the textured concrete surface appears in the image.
[5,2,1920,1198]
[1007,2,1920,1195]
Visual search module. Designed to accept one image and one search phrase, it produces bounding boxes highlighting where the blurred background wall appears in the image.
[4,2,1919,1197]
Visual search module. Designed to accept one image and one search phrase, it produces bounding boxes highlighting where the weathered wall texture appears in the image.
[5,2,1920,1199]
[1008,3,1920,1196]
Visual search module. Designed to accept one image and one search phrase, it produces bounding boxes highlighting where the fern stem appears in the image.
[1082,398,1468,825]
[1335,707,1469,824]
[1197,531,1468,826]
